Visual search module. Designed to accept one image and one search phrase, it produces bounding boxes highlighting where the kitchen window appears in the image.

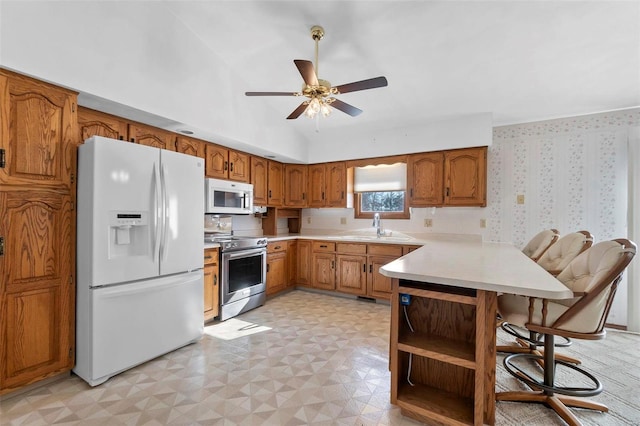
[354,163,409,219]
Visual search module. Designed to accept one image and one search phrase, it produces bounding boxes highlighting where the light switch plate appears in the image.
[424,218,433,227]
[340,217,347,225]
[517,194,525,204]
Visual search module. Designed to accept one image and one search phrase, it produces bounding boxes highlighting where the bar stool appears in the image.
[499,231,593,361]
[496,239,636,426]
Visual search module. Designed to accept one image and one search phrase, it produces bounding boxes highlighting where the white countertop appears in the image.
[380,239,573,299]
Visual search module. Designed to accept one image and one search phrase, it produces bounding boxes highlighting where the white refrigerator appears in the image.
[74,136,204,386]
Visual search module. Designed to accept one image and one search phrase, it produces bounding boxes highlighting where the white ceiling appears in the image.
[2,1,638,161]
[163,0,639,129]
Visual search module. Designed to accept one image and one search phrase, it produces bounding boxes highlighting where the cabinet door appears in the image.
[205,144,229,179]
[228,150,250,183]
[287,241,297,287]
[312,252,335,290]
[284,164,307,207]
[78,107,128,142]
[203,249,219,321]
[325,162,346,207]
[266,252,287,295]
[407,152,444,206]
[128,123,174,150]
[336,254,367,296]
[0,72,77,189]
[296,240,312,286]
[176,136,206,159]
[0,190,74,390]
[267,161,284,207]
[307,164,326,207]
[368,255,397,300]
[444,147,487,206]
[251,156,268,205]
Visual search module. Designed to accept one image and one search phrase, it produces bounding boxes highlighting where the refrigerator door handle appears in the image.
[153,162,161,263]
[159,162,169,262]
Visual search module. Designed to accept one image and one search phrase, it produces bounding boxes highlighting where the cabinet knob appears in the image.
[224,161,228,171]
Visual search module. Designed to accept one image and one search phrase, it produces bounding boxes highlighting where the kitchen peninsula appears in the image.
[380,239,573,425]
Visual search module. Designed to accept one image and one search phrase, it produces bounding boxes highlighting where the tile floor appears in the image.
[3,289,624,425]
[0,290,424,425]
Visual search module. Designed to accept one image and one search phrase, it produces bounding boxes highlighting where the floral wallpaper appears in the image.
[489,108,640,325]
[490,110,638,245]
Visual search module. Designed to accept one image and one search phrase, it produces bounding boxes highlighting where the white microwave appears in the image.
[205,178,254,214]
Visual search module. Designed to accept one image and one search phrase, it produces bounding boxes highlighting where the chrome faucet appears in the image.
[372,212,384,238]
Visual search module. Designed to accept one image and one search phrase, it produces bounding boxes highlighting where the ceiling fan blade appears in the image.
[286,102,308,120]
[330,98,363,117]
[294,60,319,87]
[333,76,388,94]
[245,91,298,96]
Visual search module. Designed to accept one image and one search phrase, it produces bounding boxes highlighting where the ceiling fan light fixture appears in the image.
[303,97,332,119]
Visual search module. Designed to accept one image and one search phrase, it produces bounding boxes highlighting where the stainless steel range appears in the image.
[205,215,268,321]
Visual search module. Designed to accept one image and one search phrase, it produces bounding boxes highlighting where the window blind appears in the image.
[354,162,407,192]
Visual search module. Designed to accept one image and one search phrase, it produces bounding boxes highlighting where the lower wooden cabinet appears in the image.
[267,242,287,295]
[287,240,297,287]
[292,239,419,301]
[335,243,367,296]
[312,242,336,291]
[296,240,312,286]
[336,254,367,296]
[0,189,75,394]
[203,248,219,321]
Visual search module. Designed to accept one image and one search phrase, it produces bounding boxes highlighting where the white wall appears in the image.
[628,125,640,332]
[306,113,493,163]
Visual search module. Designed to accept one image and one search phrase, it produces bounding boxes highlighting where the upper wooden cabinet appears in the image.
[229,150,250,182]
[267,161,284,206]
[444,147,487,207]
[0,71,77,189]
[284,164,307,207]
[78,107,128,142]
[407,147,487,207]
[128,123,175,151]
[407,152,444,206]
[205,144,250,182]
[326,162,347,207]
[251,156,268,205]
[176,136,206,159]
[307,162,346,208]
[307,164,326,207]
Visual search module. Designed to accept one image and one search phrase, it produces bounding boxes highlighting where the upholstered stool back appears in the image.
[522,229,559,262]
[536,230,593,276]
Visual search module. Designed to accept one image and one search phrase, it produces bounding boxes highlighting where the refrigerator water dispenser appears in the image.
[108,211,149,256]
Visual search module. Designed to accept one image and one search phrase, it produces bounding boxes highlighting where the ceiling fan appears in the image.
[245,25,388,120]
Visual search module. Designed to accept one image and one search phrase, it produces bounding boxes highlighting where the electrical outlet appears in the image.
[340,217,347,225]
[480,218,487,228]
[517,194,525,205]
[307,217,311,224]
[424,218,433,227]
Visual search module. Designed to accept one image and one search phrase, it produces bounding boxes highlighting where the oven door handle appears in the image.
[224,247,266,260]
